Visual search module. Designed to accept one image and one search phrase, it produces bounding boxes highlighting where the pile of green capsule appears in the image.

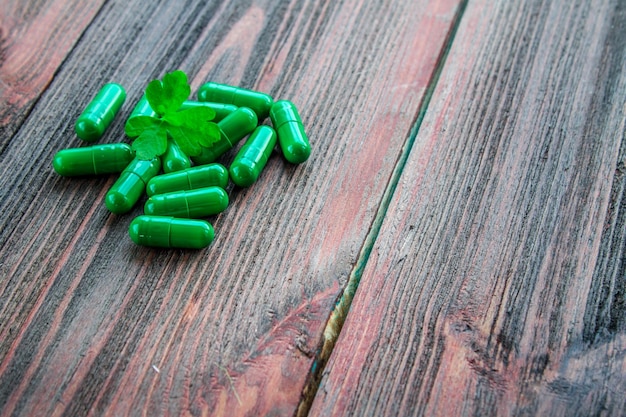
[53,81,311,249]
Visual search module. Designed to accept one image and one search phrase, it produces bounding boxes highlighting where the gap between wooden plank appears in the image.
[296,0,470,414]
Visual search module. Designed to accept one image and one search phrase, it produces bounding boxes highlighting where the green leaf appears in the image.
[125,115,160,138]
[145,70,190,116]
[162,70,190,113]
[164,106,216,127]
[145,79,167,116]
[162,111,183,127]
[196,122,221,147]
[132,70,210,159]
[164,107,221,150]
[131,122,167,159]
[175,107,220,147]
[167,124,202,157]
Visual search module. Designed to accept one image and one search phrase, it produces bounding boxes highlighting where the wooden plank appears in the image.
[0,0,105,149]
[310,0,626,415]
[0,0,464,415]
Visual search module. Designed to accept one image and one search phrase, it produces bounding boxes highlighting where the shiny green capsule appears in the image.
[105,157,161,214]
[229,125,277,187]
[180,101,238,122]
[126,95,157,132]
[75,83,126,142]
[162,139,191,173]
[197,82,273,120]
[146,163,229,196]
[52,143,134,176]
[269,100,311,164]
[192,107,258,165]
[144,186,229,218]
[129,215,214,249]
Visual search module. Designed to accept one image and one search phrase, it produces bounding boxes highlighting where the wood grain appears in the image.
[0,0,463,415]
[310,0,626,415]
[0,0,105,150]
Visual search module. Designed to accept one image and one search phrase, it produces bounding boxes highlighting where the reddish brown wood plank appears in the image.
[0,0,105,148]
[0,0,463,415]
[310,0,626,415]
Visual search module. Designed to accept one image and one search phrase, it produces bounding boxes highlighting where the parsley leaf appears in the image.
[125,115,158,137]
[125,70,221,160]
[132,121,167,159]
[146,70,190,116]
[165,107,219,156]
[167,124,202,157]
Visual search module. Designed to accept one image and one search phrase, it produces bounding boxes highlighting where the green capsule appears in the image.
[192,107,258,165]
[270,100,311,164]
[146,163,229,196]
[105,157,161,214]
[52,143,134,176]
[144,186,228,218]
[229,125,277,187]
[125,96,156,140]
[180,101,238,122]
[129,215,214,249]
[162,139,191,173]
[75,83,126,142]
[197,82,273,120]
[126,95,157,133]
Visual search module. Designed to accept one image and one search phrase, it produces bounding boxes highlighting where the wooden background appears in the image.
[0,0,624,416]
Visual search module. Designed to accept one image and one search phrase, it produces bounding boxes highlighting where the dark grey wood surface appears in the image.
[310,0,626,415]
[0,0,465,415]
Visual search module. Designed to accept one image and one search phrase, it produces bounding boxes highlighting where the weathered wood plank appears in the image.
[0,0,105,149]
[310,0,626,415]
[0,0,463,415]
